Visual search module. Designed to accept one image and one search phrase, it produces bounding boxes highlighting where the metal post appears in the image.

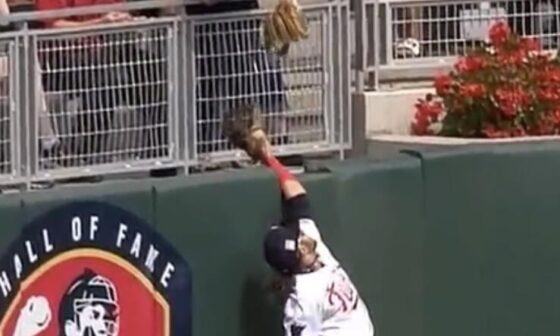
[373,0,380,90]
[184,18,197,169]
[354,0,366,93]
[342,1,352,157]
[18,23,33,189]
[384,1,392,66]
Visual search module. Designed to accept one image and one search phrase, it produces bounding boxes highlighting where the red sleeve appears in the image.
[35,0,69,27]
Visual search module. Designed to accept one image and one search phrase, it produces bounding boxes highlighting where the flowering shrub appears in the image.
[411,21,560,138]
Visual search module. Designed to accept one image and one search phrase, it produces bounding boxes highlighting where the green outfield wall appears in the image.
[1,141,560,335]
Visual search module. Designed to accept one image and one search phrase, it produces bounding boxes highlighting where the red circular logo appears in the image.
[0,249,168,336]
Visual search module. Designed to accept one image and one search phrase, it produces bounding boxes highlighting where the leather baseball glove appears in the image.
[222,104,270,161]
[262,0,309,56]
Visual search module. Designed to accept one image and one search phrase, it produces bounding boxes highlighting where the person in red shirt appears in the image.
[35,0,168,168]
[36,0,132,28]
[0,0,60,173]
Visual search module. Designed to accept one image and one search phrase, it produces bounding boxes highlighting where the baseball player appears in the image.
[59,269,119,336]
[233,125,375,336]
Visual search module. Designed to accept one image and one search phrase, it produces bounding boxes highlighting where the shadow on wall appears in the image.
[240,275,284,336]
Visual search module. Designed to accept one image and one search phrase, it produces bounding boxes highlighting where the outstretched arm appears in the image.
[242,126,338,266]
[252,130,311,222]
[262,150,305,199]
[222,106,312,222]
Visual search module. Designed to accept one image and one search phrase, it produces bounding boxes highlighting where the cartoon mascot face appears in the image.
[58,269,119,336]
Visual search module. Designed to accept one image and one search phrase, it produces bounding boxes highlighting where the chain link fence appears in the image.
[355,0,560,89]
[3,0,558,187]
[33,20,177,180]
[188,7,337,162]
[0,0,350,189]
[0,40,18,185]
[5,0,554,187]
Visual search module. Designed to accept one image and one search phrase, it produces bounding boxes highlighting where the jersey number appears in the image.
[327,272,358,313]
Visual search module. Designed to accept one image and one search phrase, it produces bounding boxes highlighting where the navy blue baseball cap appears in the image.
[263,225,300,275]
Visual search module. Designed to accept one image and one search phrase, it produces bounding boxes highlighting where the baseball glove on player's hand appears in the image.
[262,0,309,56]
[223,104,270,161]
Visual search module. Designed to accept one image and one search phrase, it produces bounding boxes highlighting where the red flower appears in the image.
[411,99,444,135]
[482,124,509,138]
[429,102,444,118]
[434,74,452,96]
[414,99,444,119]
[459,83,487,98]
[519,37,540,53]
[538,88,560,102]
[411,111,431,135]
[494,37,540,66]
[510,127,527,137]
[536,68,560,83]
[548,70,560,82]
[497,51,525,66]
[411,119,430,135]
[535,117,556,135]
[532,54,552,67]
[494,86,529,117]
[489,21,510,47]
[413,20,560,138]
[454,55,486,73]
[547,109,560,127]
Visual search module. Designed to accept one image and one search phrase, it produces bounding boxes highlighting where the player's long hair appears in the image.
[266,273,296,303]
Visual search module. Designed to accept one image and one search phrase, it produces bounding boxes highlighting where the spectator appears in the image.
[35,0,168,167]
[184,0,289,156]
[0,0,59,172]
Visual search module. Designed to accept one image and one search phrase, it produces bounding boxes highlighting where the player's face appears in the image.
[297,233,318,269]
[75,304,118,336]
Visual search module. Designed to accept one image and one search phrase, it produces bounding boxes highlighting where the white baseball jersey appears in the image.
[283,218,375,336]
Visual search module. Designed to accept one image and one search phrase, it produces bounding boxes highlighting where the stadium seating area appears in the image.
[0,0,558,190]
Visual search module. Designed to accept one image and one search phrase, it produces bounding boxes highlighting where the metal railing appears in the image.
[187,6,346,163]
[9,0,554,187]
[34,19,177,179]
[0,41,17,185]
[355,0,560,90]
[2,0,555,188]
[0,0,350,188]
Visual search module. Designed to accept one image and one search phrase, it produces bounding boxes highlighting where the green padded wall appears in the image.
[154,168,339,336]
[0,195,24,263]
[0,155,427,336]
[15,180,158,288]
[413,142,560,336]
[327,157,425,336]
[2,142,560,336]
